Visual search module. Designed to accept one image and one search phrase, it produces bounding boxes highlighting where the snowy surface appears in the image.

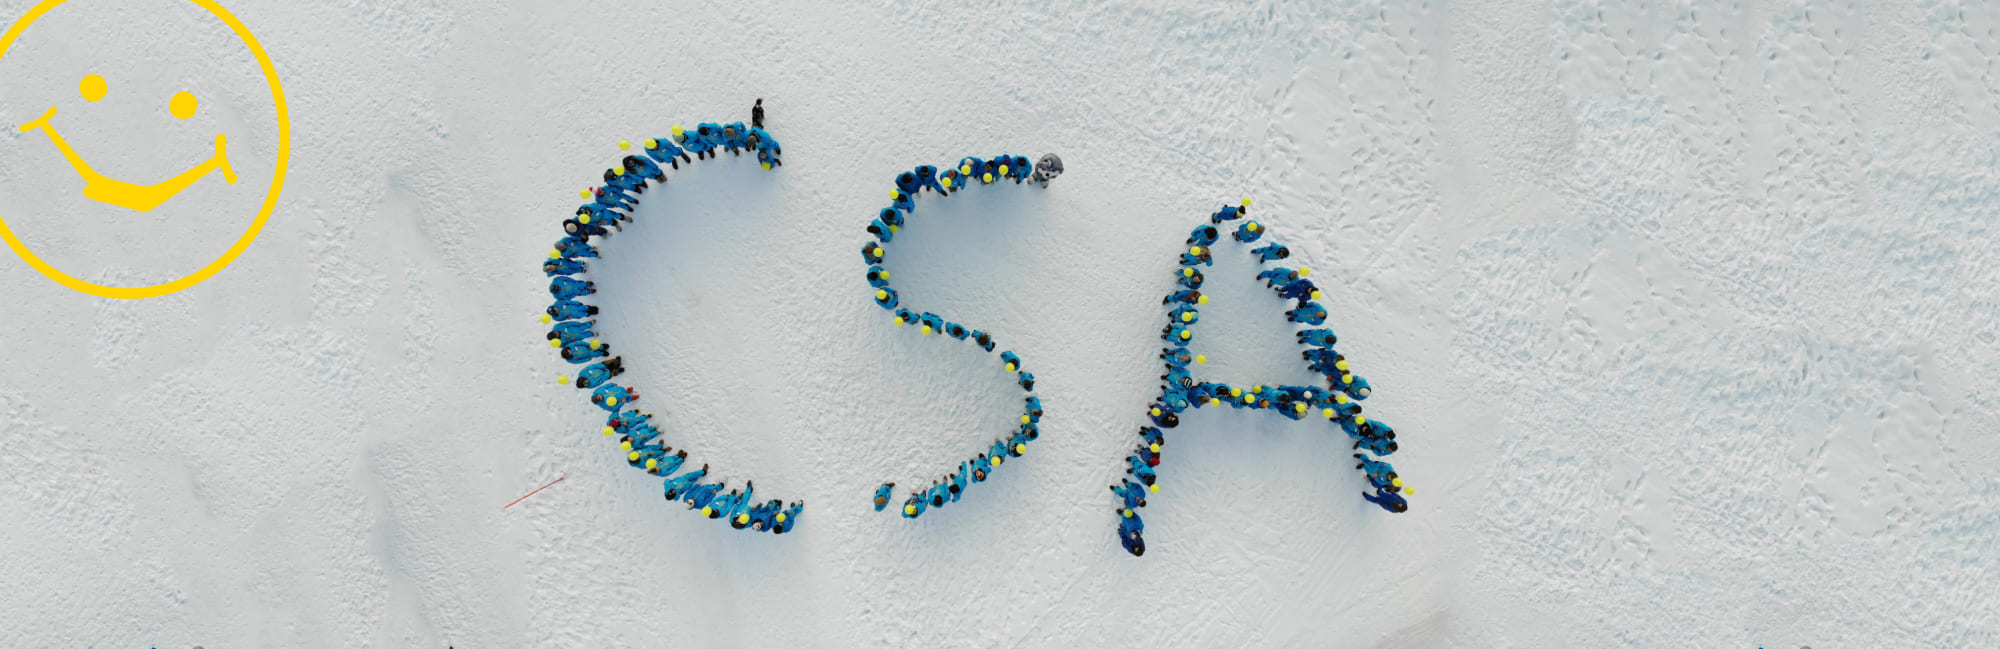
[3,0,1998,646]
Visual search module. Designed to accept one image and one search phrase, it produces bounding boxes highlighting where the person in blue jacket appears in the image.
[895,171,921,197]
[900,491,925,518]
[1161,347,1192,368]
[892,308,917,327]
[544,257,588,277]
[1000,351,1023,372]
[1177,267,1205,290]
[1118,511,1146,556]
[971,330,996,352]
[1136,442,1160,467]
[954,156,985,179]
[1163,324,1193,347]
[918,312,945,335]
[565,357,624,389]
[1363,486,1407,513]
[1163,289,1206,306]
[1138,426,1165,449]
[1008,155,1033,183]
[867,217,896,243]
[745,126,781,166]
[874,287,899,310]
[1147,403,1178,428]
[987,439,1010,465]
[548,319,595,345]
[862,242,885,265]
[771,501,804,533]
[945,322,969,340]
[738,499,781,530]
[563,216,611,239]
[623,154,666,184]
[1252,243,1290,262]
[1356,435,1397,457]
[683,479,725,511]
[866,266,891,288]
[877,206,906,229]
[590,383,636,412]
[545,300,597,322]
[1126,454,1157,485]
[721,122,750,155]
[1179,245,1213,267]
[1277,279,1318,302]
[674,124,710,160]
[559,340,609,363]
[872,482,896,511]
[1017,371,1035,392]
[550,276,595,300]
[1168,304,1200,326]
[1341,375,1373,400]
[1355,455,1395,480]
[926,480,950,508]
[1297,328,1338,347]
[950,463,969,502]
[642,136,690,169]
[662,463,710,501]
[1233,220,1265,243]
[1287,301,1328,326]
[914,164,945,193]
[889,188,915,214]
[1111,480,1147,510]
[1024,396,1043,421]
[554,235,598,260]
[1210,198,1250,224]
[705,481,753,519]
[1257,267,1302,288]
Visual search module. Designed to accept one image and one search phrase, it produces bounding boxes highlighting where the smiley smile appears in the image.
[17,105,236,213]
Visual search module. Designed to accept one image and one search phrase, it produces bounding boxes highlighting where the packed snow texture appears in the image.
[2,0,1998,646]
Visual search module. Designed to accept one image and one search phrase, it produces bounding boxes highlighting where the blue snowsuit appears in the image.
[1179,248,1212,267]
[1137,443,1160,466]
[873,483,896,511]
[560,340,607,363]
[901,492,925,518]
[1001,351,1022,372]
[868,218,896,243]
[1363,487,1407,513]
[955,157,984,178]
[1112,480,1147,509]
[1165,289,1203,305]
[867,265,892,288]
[543,258,586,279]
[1025,396,1044,421]
[988,439,1010,463]
[1017,371,1035,392]
[643,137,688,166]
[591,383,632,412]
[927,482,950,508]
[1233,221,1265,243]
[683,481,723,510]
[1210,205,1244,224]
[555,235,598,260]
[626,422,663,447]
[574,360,616,389]
[1177,269,1204,290]
[1163,367,1192,391]
[895,171,921,196]
[919,313,945,333]
[547,300,594,322]
[747,127,781,165]
[1360,458,1394,479]
[1164,324,1193,347]
[1187,224,1219,247]
[720,122,750,151]
[914,165,945,193]
[875,287,899,310]
[1258,268,1300,287]
[1360,435,1396,456]
[891,190,915,213]
[1277,279,1317,301]
[1126,455,1156,483]
[1287,302,1328,326]
[773,502,804,533]
[1168,305,1200,326]
[1119,515,1145,556]
[950,463,969,502]
[1009,156,1033,182]
[862,242,885,265]
[945,322,970,340]
[878,207,905,228]
[1252,243,1290,262]
[550,277,594,300]
[1342,375,1373,400]
[741,499,781,530]
[1138,426,1165,448]
[1298,329,1338,348]
[563,217,609,239]
[624,154,665,182]
[550,320,595,345]
[1162,348,1192,368]
[971,330,996,352]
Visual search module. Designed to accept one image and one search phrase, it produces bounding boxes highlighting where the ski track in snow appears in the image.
[1,0,1998,647]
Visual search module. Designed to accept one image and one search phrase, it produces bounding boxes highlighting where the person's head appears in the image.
[974,468,987,481]
[665,488,679,500]
[1392,501,1407,513]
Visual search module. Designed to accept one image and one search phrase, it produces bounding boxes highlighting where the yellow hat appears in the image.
[1149,443,1160,453]
[620,441,633,452]
[1312,291,1323,300]
[990,456,1002,467]
[1322,408,1336,418]
[941,176,954,187]
[578,215,591,224]
[1230,388,1242,397]
[736,513,750,524]
[1122,508,1133,518]
[602,426,615,436]
[905,504,918,515]
[644,138,659,149]
[1150,407,1162,417]
[880,270,890,279]
[647,458,659,469]
[1342,374,1354,384]
[761,162,772,170]
[1335,393,1350,403]
[1247,222,1259,231]
[921,325,933,335]
[960,164,972,174]
[1189,246,1204,255]
[1182,268,1194,277]
[1251,386,1264,394]
[702,506,715,517]
[1299,267,1312,277]
[876,289,889,300]
[549,339,560,348]
[627,451,640,461]
[606,397,618,406]
[999,165,1010,175]
[1242,394,1254,404]
[776,513,787,523]
[618,140,631,150]
[1335,360,1349,370]
[893,317,907,326]
[1149,483,1159,493]
[1198,295,1210,305]
[1355,416,1367,426]
[1021,415,1031,424]
[1195,355,1207,364]
[1014,443,1026,454]
[871,248,884,258]
[1006,363,1018,372]
[890,189,902,200]
[1295,403,1307,413]
[983,173,995,183]
[1179,330,1192,340]
[1180,312,1194,322]
[672,125,685,137]
[1241,197,1252,206]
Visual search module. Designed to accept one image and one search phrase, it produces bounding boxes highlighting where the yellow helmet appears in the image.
[990,456,1002,467]
[548,249,560,259]
[1150,407,1162,417]
[1295,403,1307,413]
[761,162,772,170]
[578,215,591,224]
[736,513,750,524]
[627,451,640,461]
[606,397,618,406]
[960,164,972,174]
[1241,394,1254,404]
[1021,415,1031,424]
[876,289,889,300]
[1014,443,1026,454]
[1335,393,1350,403]
[1355,416,1367,426]
[1404,487,1415,495]
[644,138,659,149]
[1391,478,1403,487]
[1179,330,1192,340]
[921,325,933,335]
[1229,388,1242,397]
[672,125,685,137]
[1342,374,1354,384]
[1311,291,1323,300]
[588,339,602,350]
[776,513,787,523]
[1182,268,1194,277]
[647,458,659,470]
[1189,246,1204,256]
[1251,386,1263,393]
[880,270,890,279]
[893,317,907,326]
[1247,222,1259,231]
[542,314,554,324]
[983,173,994,183]
[1322,408,1336,418]
[1335,360,1349,370]
[1006,363,1018,372]
[905,504,917,515]
[1149,443,1161,453]
[871,248,884,258]
[941,176,954,187]
[620,441,633,452]
[999,165,1010,175]
[578,189,591,199]
[889,189,901,200]
[1180,312,1193,322]
[1122,508,1133,518]
[701,506,714,517]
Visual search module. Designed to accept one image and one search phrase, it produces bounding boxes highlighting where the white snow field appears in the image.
[3,0,1998,646]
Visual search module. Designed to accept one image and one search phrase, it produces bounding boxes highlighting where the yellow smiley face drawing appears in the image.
[0,0,289,299]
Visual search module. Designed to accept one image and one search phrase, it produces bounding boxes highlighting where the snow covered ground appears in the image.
[3,0,1998,646]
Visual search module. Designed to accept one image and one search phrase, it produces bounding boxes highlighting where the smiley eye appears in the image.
[169,91,197,119]
[80,74,106,102]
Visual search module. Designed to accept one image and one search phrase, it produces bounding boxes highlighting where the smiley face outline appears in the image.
[0,0,290,300]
